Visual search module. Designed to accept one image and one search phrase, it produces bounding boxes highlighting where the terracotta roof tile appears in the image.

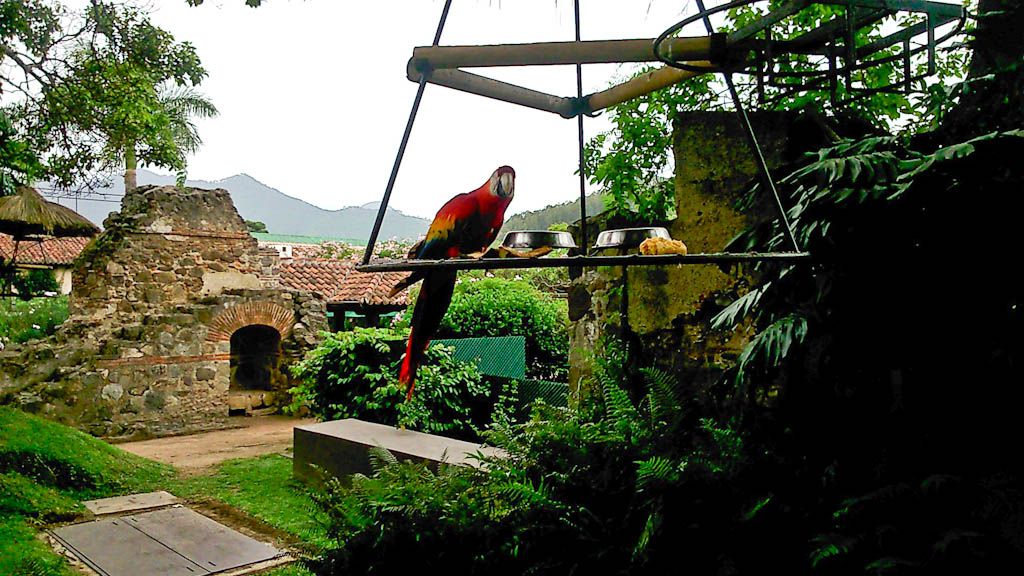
[279,259,410,306]
[0,233,91,266]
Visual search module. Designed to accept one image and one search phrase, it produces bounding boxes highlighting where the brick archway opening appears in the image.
[208,302,295,415]
[230,325,281,392]
[207,301,295,344]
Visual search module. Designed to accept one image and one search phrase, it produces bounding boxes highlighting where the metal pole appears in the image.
[694,0,800,252]
[362,0,453,265]
[574,0,588,252]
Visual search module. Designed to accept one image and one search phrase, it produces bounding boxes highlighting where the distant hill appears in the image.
[498,193,604,240]
[44,170,431,241]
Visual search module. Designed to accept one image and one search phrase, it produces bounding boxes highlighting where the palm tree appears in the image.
[123,84,219,191]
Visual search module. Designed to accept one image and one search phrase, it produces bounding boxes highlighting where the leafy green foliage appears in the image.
[709,119,1024,572]
[2,1,209,188]
[311,342,765,575]
[8,269,59,300]
[0,110,42,195]
[0,295,67,346]
[585,3,973,224]
[288,327,507,441]
[429,277,569,381]
[585,70,715,223]
[245,220,268,233]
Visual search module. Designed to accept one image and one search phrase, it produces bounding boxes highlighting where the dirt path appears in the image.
[118,416,315,475]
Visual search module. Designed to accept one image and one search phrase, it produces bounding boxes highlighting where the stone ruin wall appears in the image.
[569,111,818,396]
[0,186,326,439]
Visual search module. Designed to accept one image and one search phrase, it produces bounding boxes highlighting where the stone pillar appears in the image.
[568,111,806,398]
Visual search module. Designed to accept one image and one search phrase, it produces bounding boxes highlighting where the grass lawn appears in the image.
[0,406,172,574]
[170,453,329,557]
[0,406,323,576]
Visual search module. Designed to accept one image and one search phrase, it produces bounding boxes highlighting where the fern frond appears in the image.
[711,283,770,330]
[809,533,858,567]
[368,445,398,474]
[635,456,680,492]
[602,377,644,441]
[735,314,808,384]
[833,482,915,519]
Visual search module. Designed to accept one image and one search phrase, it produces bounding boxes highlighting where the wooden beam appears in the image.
[408,67,576,117]
[409,37,713,71]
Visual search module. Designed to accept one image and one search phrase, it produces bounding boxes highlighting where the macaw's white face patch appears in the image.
[490,166,515,199]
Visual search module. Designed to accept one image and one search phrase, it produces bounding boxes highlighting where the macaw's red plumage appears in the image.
[390,165,515,401]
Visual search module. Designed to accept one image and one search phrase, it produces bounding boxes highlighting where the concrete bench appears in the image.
[293,418,502,484]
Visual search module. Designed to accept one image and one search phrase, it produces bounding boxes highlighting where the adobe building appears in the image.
[0,185,327,438]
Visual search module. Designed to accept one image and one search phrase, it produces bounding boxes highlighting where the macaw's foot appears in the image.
[488,246,554,259]
[459,250,487,259]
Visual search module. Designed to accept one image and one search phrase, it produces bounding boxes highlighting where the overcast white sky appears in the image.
[137,0,699,219]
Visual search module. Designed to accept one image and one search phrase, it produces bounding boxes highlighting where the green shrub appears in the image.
[431,277,568,382]
[310,343,754,576]
[288,327,512,441]
[12,270,59,300]
[0,295,68,346]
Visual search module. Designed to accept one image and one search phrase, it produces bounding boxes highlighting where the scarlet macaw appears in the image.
[389,165,516,401]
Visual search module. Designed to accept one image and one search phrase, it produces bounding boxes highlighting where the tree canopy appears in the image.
[1,0,209,190]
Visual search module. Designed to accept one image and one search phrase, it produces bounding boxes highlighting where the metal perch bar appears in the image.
[407,37,715,71]
[356,252,812,273]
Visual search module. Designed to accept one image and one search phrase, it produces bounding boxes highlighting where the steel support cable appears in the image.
[692,0,801,252]
[362,0,453,265]
[574,0,588,252]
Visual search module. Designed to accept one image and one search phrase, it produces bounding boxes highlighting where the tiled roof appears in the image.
[279,259,410,306]
[0,233,91,266]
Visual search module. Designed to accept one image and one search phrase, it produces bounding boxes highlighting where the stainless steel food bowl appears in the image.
[502,230,578,250]
[593,227,671,250]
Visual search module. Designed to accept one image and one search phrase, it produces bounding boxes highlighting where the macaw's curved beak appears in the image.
[498,172,514,198]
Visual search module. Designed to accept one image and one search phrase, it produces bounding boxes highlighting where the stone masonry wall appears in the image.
[568,111,815,396]
[0,186,325,439]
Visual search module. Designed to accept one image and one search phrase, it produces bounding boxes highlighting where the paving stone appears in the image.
[84,491,179,516]
[50,506,282,576]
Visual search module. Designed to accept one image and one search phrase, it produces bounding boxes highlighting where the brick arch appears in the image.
[205,301,295,342]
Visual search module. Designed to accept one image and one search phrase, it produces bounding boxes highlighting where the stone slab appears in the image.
[83,490,179,516]
[50,516,211,576]
[293,418,503,484]
[50,506,282,576]
[125,507,280,573]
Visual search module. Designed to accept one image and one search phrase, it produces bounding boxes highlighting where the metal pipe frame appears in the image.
[408,36,713,70]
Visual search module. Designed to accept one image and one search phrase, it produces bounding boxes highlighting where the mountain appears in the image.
[498,193,604,240]
[45,170,431,242]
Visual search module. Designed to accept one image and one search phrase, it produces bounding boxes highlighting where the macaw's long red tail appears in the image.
[399,270,457,401]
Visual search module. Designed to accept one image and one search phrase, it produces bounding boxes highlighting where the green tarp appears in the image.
[433,336,527,380]
[432,336,568,408]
